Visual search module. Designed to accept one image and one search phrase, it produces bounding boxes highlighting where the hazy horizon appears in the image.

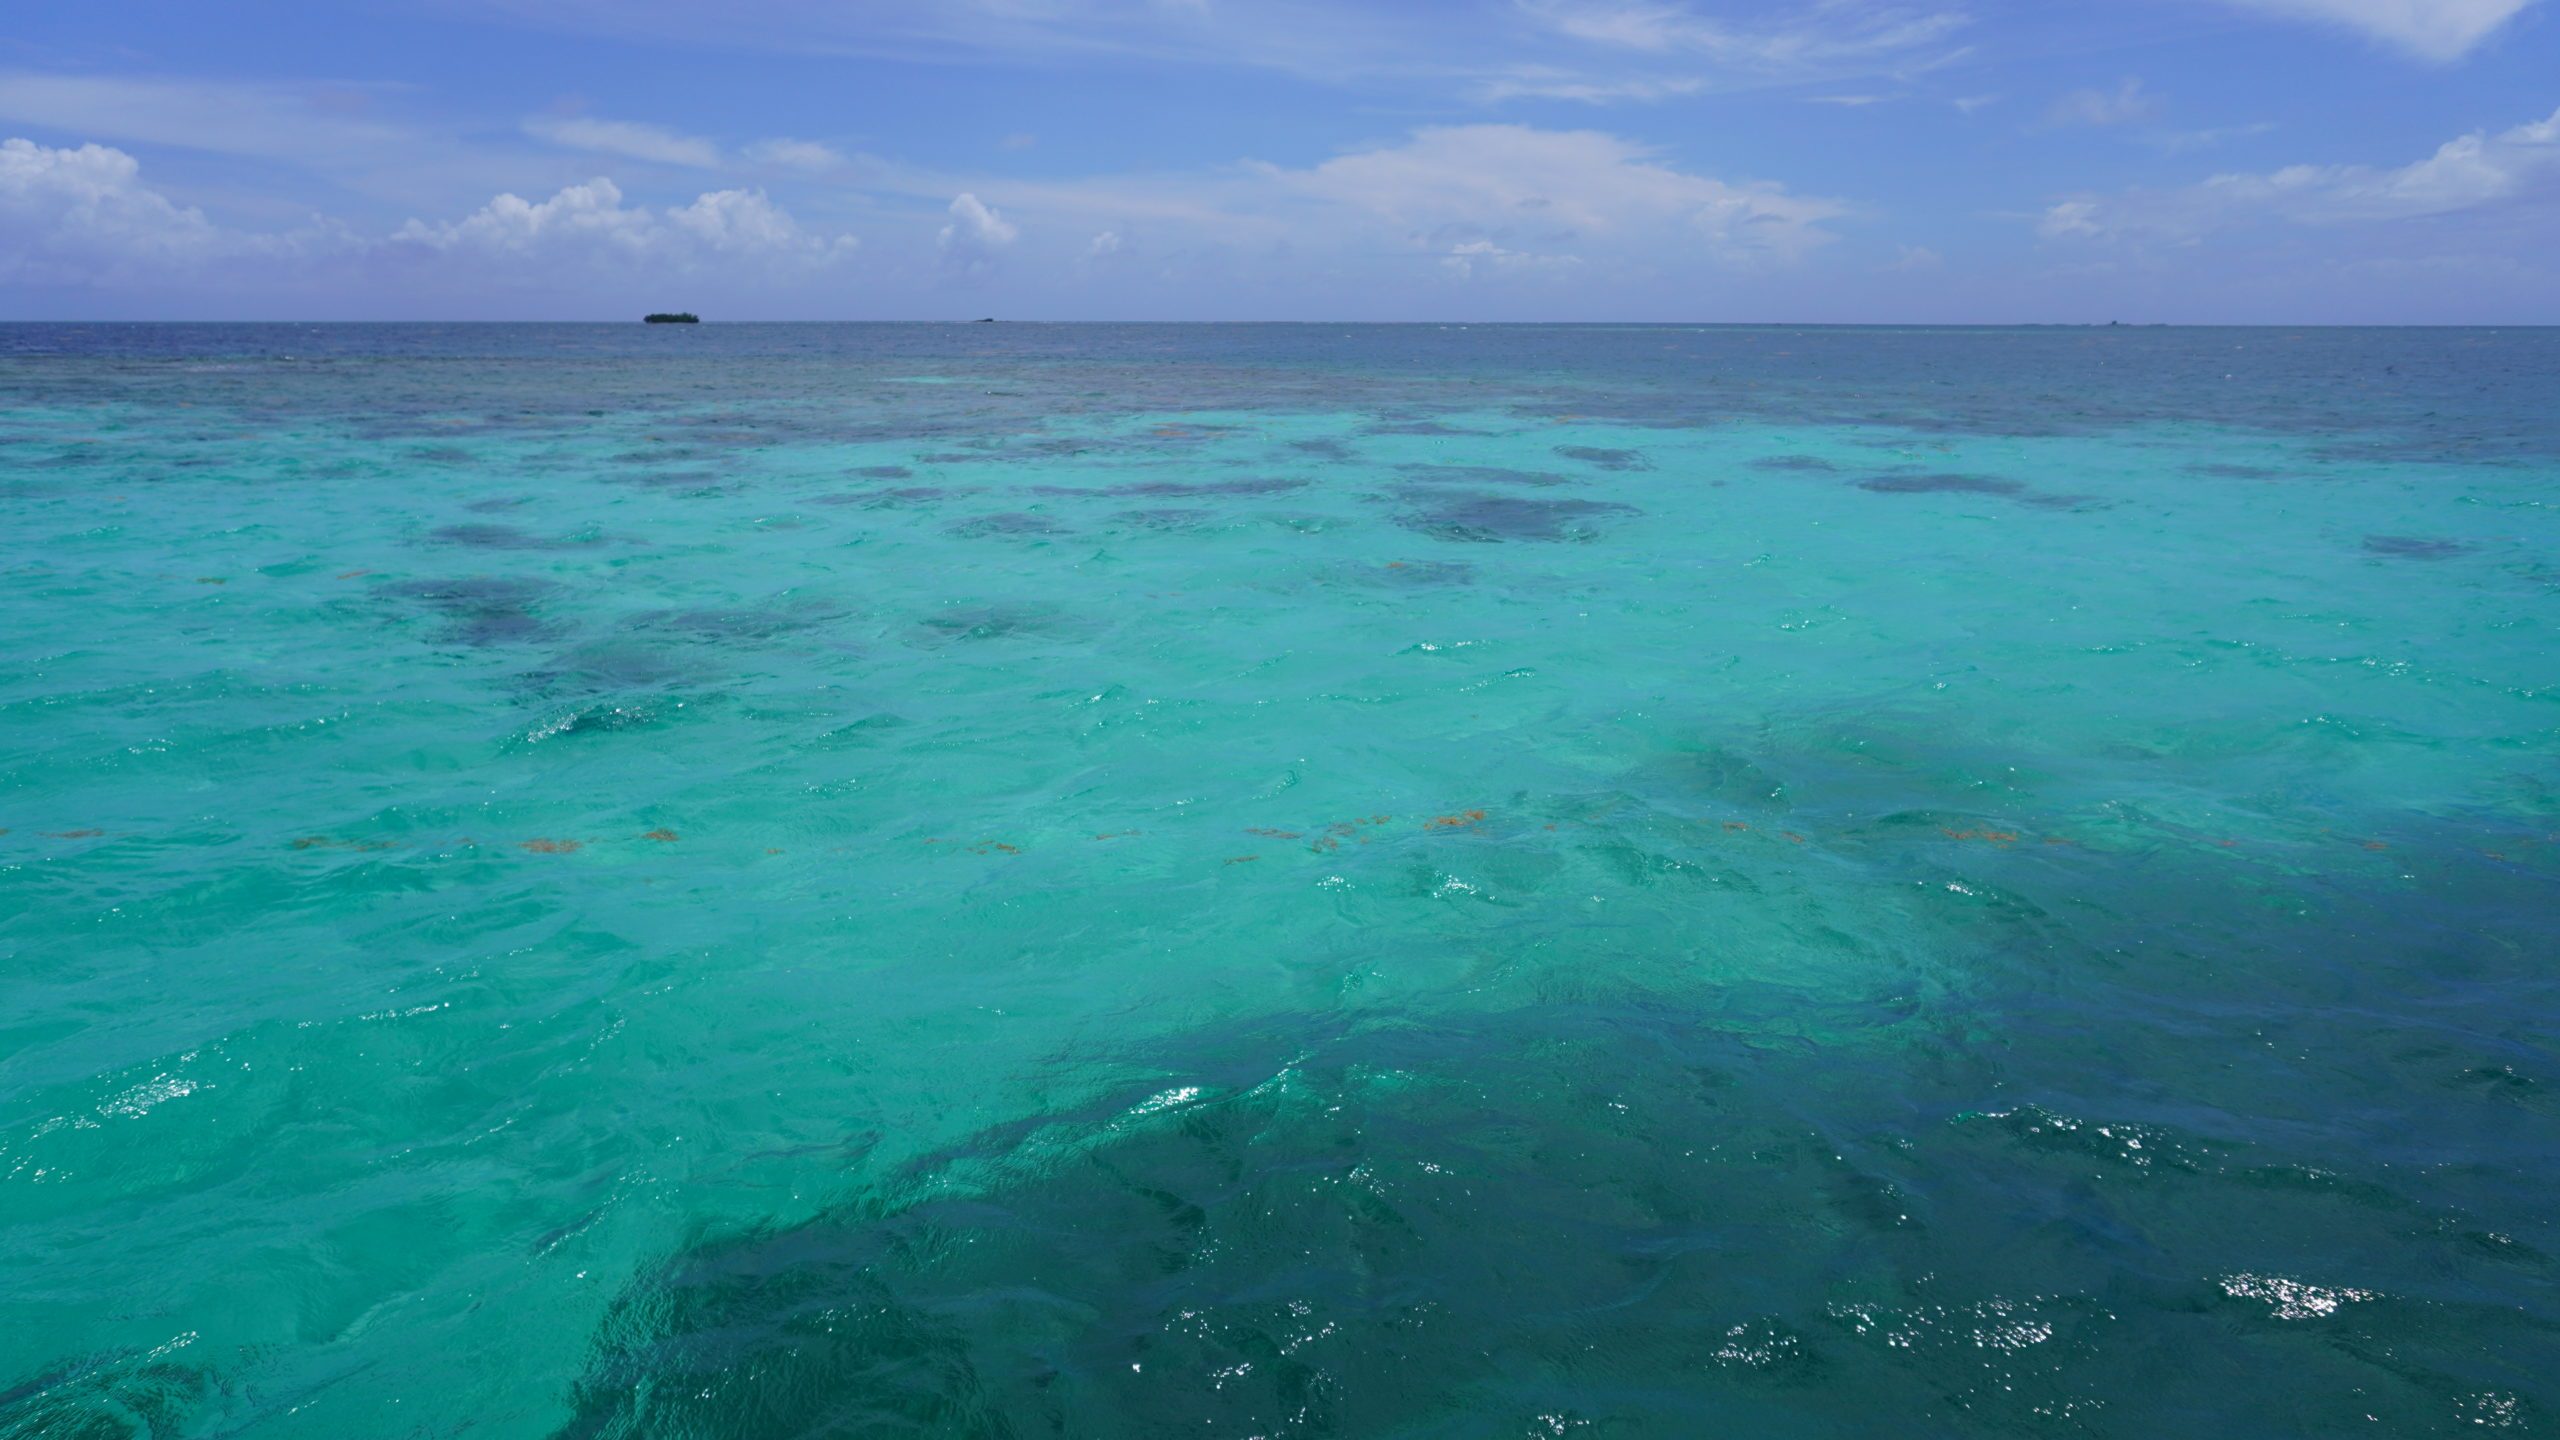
[4,1,2558,325]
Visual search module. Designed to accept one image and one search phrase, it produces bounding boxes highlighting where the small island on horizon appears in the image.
[643,312,699,324]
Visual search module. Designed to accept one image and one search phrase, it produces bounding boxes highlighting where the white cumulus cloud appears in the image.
[392,177,854,273]
[937,191,1019,279]
[0,136,854,299]
[1272,124,1844,267]
[0,138,318,284]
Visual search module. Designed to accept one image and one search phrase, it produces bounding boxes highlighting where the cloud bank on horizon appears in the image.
[0,0,2553,321]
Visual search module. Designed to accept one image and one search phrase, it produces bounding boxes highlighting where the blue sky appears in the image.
[1,0,2553,321]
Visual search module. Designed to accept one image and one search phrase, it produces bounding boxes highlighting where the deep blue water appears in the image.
[3,323,2556,1438]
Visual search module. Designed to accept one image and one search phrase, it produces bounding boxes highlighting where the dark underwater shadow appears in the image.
[553,1005,1900,1440]
[1027,478,1306,499]
[375,576,565,647]
[1852,474,2110,511]
[551,964,2560,1440]
[1854,474,2022,495]
[1397,465,1577,488]
[907,602,1087,647]
[543,707,2560,1437]
[1395,494,1639,543]
[1554,445,1651,472]
[2363,535,2474,559]
[944,512,1072,539]
[426,523,612,551]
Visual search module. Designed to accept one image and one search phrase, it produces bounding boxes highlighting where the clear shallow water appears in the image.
[2,322,2555,1438]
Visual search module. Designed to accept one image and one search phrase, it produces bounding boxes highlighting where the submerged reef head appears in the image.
[2363,534,2473,559]
[1555,445,1652,471]
[910,602,1073,646]
[1109,508,1218,531]
[945,512,1070,538]
[426,523,605,550]
[1364,419,1480,436]
[375,576,563,647]
[1855,474,2025,495]
[625,604,837,644]
[812,486,954,508]
[1361,559,1477,587]
[521,642,696,695]
[1399,464,1576,488]
[1397,493,1638,543]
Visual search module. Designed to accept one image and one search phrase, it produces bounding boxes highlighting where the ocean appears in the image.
[2,322,2555,1437]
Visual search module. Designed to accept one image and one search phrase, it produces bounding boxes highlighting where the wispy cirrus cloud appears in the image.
[444,0,1412,82]
[522,114,720,167]
[1488,0,1973,107]
[741,137,850,171]
[446,0,1969,104]
[1472,69,1709,103]
[2207,0,2541,62]
[1518,0,1970,70]
[0,70,415,162]
[900,122,1849,293]
[2039,103,2560,240]
[2042,78,2157,128]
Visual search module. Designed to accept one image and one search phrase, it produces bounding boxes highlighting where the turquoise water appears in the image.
[3,323,2555,1437]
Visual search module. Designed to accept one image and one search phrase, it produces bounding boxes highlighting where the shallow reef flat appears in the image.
[1,323,2556,1438]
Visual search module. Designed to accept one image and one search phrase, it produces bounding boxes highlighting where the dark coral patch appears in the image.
[945,512,1069,538]
[626,606,833,642]
[1398,493,1638,543]
[1111,508,1218,531]
[1856,474,2025,495]
[2364,535,2472,559]
[427,523,604,550]
[1555,445,1651,471]
[912,604,1070,645]
[811,487,953,508]
[377,576,562,647]
[1366,560,1476,587]
[524,643,693,692]
[1364,420,1479,436]
[611,471,729,492]
[1399,465,1576,487]
[1030,478,1306,498]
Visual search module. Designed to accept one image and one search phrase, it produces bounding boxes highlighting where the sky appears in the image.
[0,0,2554,322]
